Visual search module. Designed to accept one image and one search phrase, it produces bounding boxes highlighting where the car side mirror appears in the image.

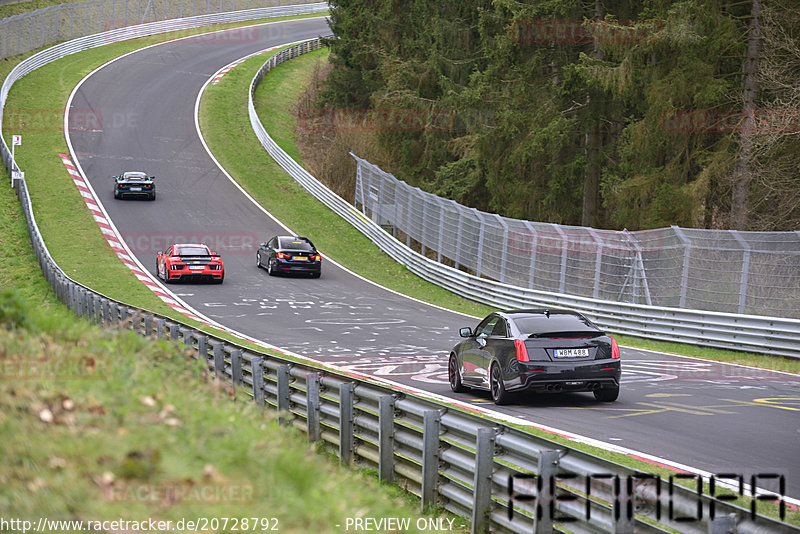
[259,242,267,248]
[157,250,163,256]
[459,327,472,338]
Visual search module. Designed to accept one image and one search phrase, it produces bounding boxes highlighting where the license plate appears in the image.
[130,187,141,191]
[189,266,204,270]
[554,348,589,358]
[293,256,308,261]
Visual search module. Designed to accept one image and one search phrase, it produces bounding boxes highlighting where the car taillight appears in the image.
[515,339,529,362]
[312,254,321,260]
[611,336,620,359]
[277,252,291,259]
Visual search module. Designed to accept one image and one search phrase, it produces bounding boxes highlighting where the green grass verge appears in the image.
[0,293,463,531]
[198,47,800,526]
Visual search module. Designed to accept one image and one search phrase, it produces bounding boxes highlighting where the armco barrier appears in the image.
[0,15,797,534]
[248,47,800,359]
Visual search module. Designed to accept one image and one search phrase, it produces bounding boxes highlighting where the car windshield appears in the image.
[279,238,312,251]
[511,313,600,336]
[175,245,209,256]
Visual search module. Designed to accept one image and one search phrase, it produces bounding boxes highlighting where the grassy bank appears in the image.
[0,295,461,532]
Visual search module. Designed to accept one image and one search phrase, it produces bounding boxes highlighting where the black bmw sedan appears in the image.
[256,235,321,278]
[448,309,621,405]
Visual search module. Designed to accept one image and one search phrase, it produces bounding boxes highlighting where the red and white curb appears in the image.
[57,152,263,345]
[210,40,308,85]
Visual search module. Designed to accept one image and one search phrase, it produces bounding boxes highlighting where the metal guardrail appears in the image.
[0,12,795,534]
[246,46,800,360]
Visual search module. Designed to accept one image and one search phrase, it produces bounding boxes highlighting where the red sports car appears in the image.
[156,243,224,284]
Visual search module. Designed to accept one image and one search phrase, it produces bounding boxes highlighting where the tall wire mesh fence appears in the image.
[0,0,315,60]
[352,154,800,319]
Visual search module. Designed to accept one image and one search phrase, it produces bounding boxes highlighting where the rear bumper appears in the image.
[275,260,321,273]
[509,361,621,393]
[117,190,154,198]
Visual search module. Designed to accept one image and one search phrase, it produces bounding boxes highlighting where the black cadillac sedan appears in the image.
[448,309,621,405]
[256,236,321,278]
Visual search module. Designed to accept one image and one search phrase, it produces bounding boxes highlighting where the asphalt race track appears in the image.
[65,18,800,499]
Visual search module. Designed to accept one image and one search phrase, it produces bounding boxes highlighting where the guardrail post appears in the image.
[421,410,441,511]
[378,395,395,483]
[533,450,560,534]
[197,335,207,361]
[231,349,243,387]
[615,476,634,533]
[155,318,165,339]
[277,364,290,424]
[251,357,265,407]
[471,427,495,534]
[213,343,225,379]
[144,315,153,337]
[339,382,355,466]
[306,372,320,442]
[709,513,736,534]
[169,323,179,341]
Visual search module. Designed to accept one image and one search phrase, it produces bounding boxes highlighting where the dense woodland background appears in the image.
[304,0,800,231]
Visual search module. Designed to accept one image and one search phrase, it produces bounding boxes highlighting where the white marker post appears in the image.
[11,135,22,186]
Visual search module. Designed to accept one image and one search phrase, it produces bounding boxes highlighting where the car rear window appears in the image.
[123,173,148,181]
[512,314,600,336]
[175,246,209,256]
[280,238,312,251]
